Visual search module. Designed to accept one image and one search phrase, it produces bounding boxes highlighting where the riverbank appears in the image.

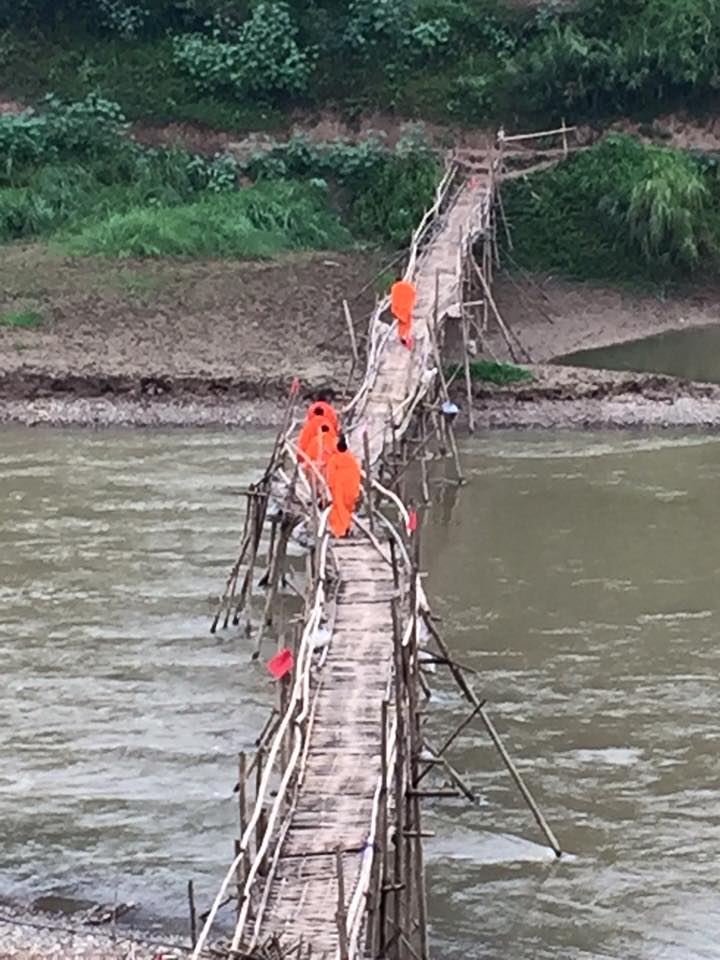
[3,254,720,429]
[0,246,381,427]
[462,365,720,429]
[0,902,188,959]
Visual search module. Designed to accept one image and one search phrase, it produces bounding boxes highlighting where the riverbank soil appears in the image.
[492,274,720,361]
[0,247,382,425]
[451,273,720,428]
[4,252,720,428]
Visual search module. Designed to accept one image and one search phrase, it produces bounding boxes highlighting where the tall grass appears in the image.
[61,181,353,258]
[502,135,717,284]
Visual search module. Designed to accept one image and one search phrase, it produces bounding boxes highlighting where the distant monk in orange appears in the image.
[390,279,416,350]
[326,434,362,538]
[303,421,336,486]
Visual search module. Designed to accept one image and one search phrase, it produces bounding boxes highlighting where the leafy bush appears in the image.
[0,93,129,184]
[503,134,717,282]
[61,181,353,257]
[344,0,449,60]
[172,2,314,99]
[503,0,720,120]
[245,130,439,246]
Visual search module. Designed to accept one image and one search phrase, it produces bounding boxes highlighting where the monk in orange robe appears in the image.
[297,405,336,463]
[312,392,339,433]
[326,434,362,538]
[390,279,416,349]
[302,421,336,486]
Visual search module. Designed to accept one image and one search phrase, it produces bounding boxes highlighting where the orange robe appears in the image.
[311,401,339,433]
[303,425,336,484]
[391,280,416,344]
[326,449,362,538]
[297,415,335,463]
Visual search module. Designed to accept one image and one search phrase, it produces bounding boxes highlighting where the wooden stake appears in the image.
[421,611,562,857]
[461,303,475,433]
[362,429,375,534]
[335,847,349,960]
[187,879,197,947]
[342,298,360,368]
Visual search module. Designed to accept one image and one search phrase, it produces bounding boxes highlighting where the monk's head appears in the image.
[337,434,348,452]
[316,390,333,404]
[313,405,325,417]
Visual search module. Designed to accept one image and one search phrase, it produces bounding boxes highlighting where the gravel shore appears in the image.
[0,905,189,960]
[462,364,720,430]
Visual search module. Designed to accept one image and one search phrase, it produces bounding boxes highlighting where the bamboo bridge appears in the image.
[195,131,570,960]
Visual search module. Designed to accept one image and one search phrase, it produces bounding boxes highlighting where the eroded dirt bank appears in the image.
[3,251,720,428]
[460,365,720,430]
[0,247,382,426]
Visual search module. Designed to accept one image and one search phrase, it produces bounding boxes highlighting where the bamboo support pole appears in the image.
[362,429,375,534]
[187,880,197,947]
[335,848,349,960]
[342,298,361,368]
[471,256,531,363]
[390,597,406,958]
[377,698,390,958]
[238,752,248,895]
[211,498,254,633]
[461,300,475,434]
[418,416,430,505]
[420,610,562,857]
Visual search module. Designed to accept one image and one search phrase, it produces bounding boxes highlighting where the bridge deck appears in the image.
[262,540,395,954]
[251,168,494,956]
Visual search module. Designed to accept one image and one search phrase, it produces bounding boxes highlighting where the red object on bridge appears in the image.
[291,376,300,395]
[268,648,294,679]
[407,509,418,534]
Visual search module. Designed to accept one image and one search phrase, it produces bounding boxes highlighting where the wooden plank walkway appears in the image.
[353,172,491,463]
[261,540,395,954]
[247,166,495,957]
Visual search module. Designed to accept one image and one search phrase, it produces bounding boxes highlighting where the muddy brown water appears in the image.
[559,323,720,384]
[3,427,720,957]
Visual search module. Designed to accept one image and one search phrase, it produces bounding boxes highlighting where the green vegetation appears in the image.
[0,94,438,255]
[3,1,720,130]
[449,360,533,384]
[503,135,720,284]
[0,310,44,328]
[63,182,353,258]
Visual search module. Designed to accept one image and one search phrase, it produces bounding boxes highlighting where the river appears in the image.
[2,427,720,958]
[559,323,720,384]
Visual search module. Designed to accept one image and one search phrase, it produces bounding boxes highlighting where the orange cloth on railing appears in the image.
[390,280,417,344]
[326,448,362,538]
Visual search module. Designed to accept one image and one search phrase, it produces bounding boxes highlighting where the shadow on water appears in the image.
[557,322,720,383]
[3,427,720,957]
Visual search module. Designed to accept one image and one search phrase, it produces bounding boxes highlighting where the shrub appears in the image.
[172,2,314,99]
[503,134,716,282]
[245,131,439,246]
[503,0,720,119]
